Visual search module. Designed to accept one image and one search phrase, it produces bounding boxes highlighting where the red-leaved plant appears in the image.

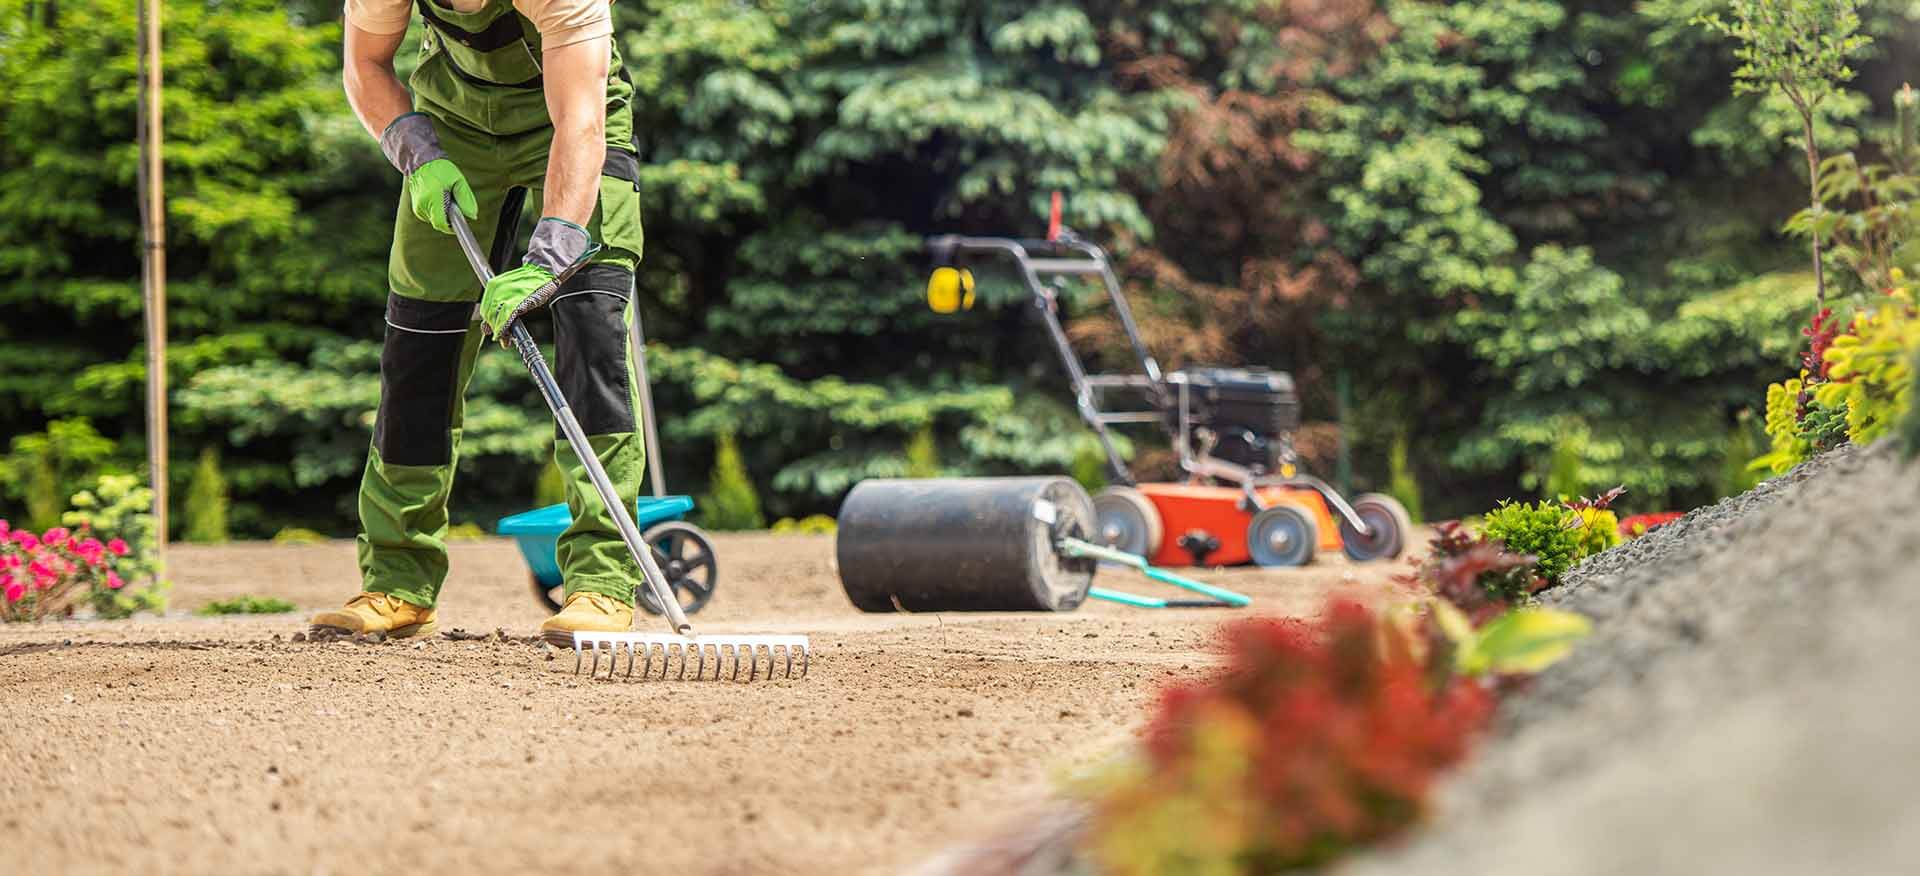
[1086,599,1495,873]
[1398,522,1540,625]
[0,519,132,623]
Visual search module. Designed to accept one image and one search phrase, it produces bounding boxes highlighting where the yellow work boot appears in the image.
[309,592,438,640]
[539,591,634,647]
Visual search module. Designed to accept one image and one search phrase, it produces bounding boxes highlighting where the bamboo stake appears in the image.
[137,0,168,577]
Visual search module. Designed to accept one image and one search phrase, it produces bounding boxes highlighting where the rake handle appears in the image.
[445,195,694,635]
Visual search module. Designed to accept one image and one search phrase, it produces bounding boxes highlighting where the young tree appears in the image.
[1697,0,1872,315]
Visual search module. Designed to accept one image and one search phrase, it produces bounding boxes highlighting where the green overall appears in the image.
[358,0,647,608]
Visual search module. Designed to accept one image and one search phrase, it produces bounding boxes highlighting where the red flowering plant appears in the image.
[0,518,133,623]
[1084,600,1497,874]
[1617,511,1683,538]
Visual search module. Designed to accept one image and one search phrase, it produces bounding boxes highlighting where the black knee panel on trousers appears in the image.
[550,264,636,437]
[374,294,473,466]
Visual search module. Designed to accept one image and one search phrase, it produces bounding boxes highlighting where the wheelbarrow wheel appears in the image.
[1339,493,1414,563]
[636,521,719,616]
[1092,486,1163,558]
[1247,503,1318,567]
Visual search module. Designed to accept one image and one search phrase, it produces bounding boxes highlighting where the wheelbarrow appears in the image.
[499,496,718,616]
[494,268,719,617]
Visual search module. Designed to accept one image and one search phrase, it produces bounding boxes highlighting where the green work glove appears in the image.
[480,218,601,340]
[380,112,477,235]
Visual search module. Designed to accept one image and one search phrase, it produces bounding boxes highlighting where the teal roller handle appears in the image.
[1059,538,1251,608]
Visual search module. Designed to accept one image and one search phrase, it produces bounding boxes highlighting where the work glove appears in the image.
[380,112,477,235]
[480,218,601,340]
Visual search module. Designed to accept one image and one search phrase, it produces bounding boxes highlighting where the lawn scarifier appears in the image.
[445,196,810,681]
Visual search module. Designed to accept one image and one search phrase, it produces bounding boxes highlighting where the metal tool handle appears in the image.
[445,195,694,635]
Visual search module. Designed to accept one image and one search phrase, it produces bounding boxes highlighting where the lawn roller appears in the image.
[447,196,806,681]
[923,217,1412,569]
[836,477,1249,612]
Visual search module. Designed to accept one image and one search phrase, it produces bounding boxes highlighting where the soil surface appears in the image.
[1341,442,1920,875]
[0,533,1398,875]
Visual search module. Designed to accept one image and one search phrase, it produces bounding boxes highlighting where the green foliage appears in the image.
[534,456,568,508]
[270,527,329,545]
[59,474,167,618]
[183,447,231,544]
[196,595,297,616]
[1813,294,1919,445]
[1695,0,1870,112]
[444,522,489,541]
[698,433,766,531]
[1385,432,1423,524]
[1069,442,1110,496]
[1481,501,1585,590]
[903,425,940,479]
[1570,507,1624,559]
[1542,422,1590,501]
[2,418,119,529]
[1430,601,1592,677]
[770,514,837,534]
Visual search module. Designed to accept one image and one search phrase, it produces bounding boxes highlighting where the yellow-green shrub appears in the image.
[1813,288,1919,447]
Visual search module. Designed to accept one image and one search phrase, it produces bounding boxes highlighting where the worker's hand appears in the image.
[479,217,600,340]
[379,112,477,235]
[408,159,478,235]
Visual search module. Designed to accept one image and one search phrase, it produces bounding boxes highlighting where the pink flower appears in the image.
[31,571,55,592]
[0,553,18,570]
[13,532,39,551]
[42,527,69,544]
[4,580,22,604]
[0,519,10,536]
[107,538,129,557]
[75,538,105,566]
[106,572,124,591]
[27,558,54,579]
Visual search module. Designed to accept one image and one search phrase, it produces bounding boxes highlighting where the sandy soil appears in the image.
[0,533,1399,875]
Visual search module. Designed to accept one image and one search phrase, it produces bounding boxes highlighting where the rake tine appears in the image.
[573,639,584,675]
[623,641,637,679]
[783,644,794,679]
[590,640,604,678]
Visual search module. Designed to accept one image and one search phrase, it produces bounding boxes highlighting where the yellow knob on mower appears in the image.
[927,266,976,313]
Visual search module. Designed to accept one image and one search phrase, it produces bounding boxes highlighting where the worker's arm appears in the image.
[342,22,411,140]
[344,19,476,233]
[536,35,611,228]
[478,33,611,338]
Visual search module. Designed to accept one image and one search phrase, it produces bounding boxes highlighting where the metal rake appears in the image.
[446,196,811,681]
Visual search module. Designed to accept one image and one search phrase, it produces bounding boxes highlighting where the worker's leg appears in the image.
[542,165,648,607]
[352,117,522,610]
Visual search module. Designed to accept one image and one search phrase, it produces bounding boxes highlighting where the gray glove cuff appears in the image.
[379,112,447,175]
[524,218,594,274]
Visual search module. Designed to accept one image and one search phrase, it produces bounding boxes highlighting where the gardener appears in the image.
[311,0,646,643]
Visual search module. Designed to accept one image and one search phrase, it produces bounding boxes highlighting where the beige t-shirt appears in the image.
[345,0,611,49]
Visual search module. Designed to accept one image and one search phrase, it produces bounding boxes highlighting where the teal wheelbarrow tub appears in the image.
[497,496,718,616]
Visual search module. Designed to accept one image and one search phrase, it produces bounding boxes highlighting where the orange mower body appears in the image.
[1137,483,1343,567]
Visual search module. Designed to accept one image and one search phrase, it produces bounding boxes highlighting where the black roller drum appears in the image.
[836,477,1098,612]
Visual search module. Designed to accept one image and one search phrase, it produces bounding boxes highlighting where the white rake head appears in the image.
[572,632,811,681]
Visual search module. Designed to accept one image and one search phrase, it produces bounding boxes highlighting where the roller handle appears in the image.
[444,194,693,635]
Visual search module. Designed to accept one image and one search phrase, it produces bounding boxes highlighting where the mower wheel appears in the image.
[637,521,719,616]
[1247,503,1318,567]
[1339,493,1414,563]
[1092,486,1164,558]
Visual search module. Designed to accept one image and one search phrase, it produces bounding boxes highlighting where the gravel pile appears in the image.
[1344,441,1920,875]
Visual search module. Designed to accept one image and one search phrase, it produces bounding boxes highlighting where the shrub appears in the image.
[444,522,488,541]
[534,454,568,507]
[1401,522,1543,622]
[60,474,167,619]
[904,425,940,478]
[1480,501,1584,589]
[1813,289,1918,447]
[271,527,329,544]
[1069,441,1109,495]
[1,418,118,530]
[1085,600,1495,874]
[771,514,837,534]
[1,520,142,622]
[196,595,297,616]
[183,447,231,544]
[1386,432,1424,524]
[699,432,765,531]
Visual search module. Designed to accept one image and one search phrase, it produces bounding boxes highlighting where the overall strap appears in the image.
[414,0,544,89]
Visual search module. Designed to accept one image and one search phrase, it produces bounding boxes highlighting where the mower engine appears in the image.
[1170,367,1301,474]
